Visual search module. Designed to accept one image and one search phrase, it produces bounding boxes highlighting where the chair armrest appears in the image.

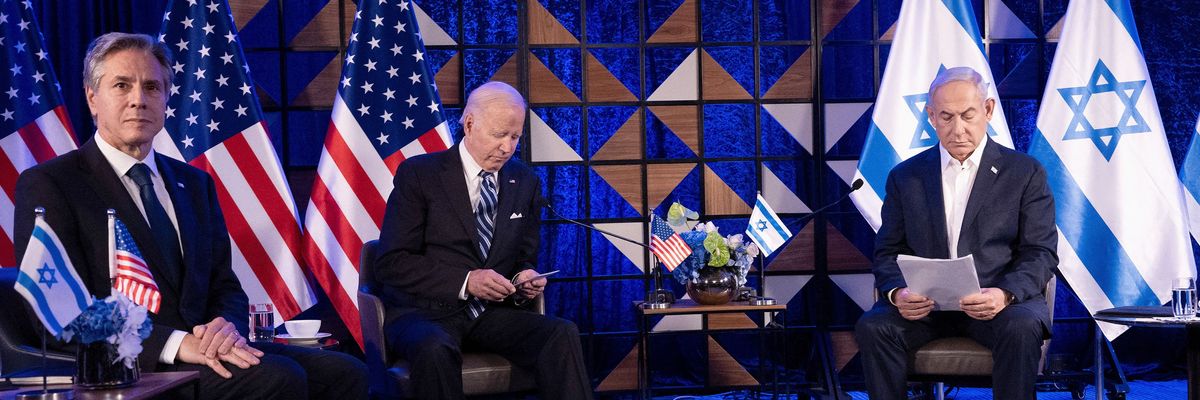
[534,293,545,315]
[359,290,388,369]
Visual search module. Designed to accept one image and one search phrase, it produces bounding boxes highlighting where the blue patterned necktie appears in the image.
[126,163,183,290]
[468,171,498,318]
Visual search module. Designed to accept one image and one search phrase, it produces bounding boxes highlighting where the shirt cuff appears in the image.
[458,271,471,300]
[159,330,187,364]
[886,288,900,306]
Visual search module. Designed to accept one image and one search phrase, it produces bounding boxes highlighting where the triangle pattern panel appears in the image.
[647,105,699,155]
[763,274,812,326]
[291,53,341,107]
[647,0,697,43]
[701,49,752,100]
[826,222,872,271]
[830,331,859,372]
[880,22,897,41]
[231,0,269,31]
[415,2,458,46]
[708,337,758,386]
[234,0,281,49]
[530,111,583,162]
[826,159,859,187]
[528,50,581,103]
[647,163,698,212]
[820,0,863,39]
[647,49,699,102]
[877,0,901,40]
[830,273,877,311]
[987,0,1035,39]
[703,165,752,216]
[592,108,642,161]
[762,103,814,155]
[824,104,873,158]
[593,222,646,273]
[592,165,644,215]
[244,52,282,105]
[1046,16,1064,41]
[284,0,345,47]
[528,0,579,44]
[585,51,637,102]
[589,166,642,219]
[285,51,339,105]
[761,164,812,214]
[434,53,462,106]
[596,345,639,391]
[996,49,1039,97]
[768,220,814,271]
[490,54,520,91]
[460,49,517,95]
[762,48,812,100]
[823,103,873,154]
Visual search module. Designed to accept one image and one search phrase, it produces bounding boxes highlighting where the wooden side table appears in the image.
[0,371,199,400]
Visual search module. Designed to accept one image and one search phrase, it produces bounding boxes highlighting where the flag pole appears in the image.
[15,207,73,400]
[642,254,671,309]
[750,252,776,306]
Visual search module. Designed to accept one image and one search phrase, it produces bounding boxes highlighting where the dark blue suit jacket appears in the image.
[13,139,246,370]
[374,144,541,320]
[872,138,1058,327]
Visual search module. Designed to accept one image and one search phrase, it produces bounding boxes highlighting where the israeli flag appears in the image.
[1182,117,1200,245]
[1029,0,1196,340]
[14,213,91,336]
[850,0,1013,231]
[746,194,792,257]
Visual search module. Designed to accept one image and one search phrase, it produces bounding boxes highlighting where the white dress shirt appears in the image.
[457,144,501,300]
[94,135,187,364]
[939,138,987,258]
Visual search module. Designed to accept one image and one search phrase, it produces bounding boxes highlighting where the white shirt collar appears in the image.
[458,143,487,177]
[939,137,987,170]
[94,133,160,179]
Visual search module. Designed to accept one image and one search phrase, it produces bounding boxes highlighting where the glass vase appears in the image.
[685,267,738,305]
[76,341,139,389]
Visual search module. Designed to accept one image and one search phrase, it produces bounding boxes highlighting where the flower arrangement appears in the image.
[670,221,760,287]
[60,295,153,369]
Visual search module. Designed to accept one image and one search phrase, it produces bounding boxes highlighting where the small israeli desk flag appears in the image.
[14,208,91,336]
[746,195,792,258]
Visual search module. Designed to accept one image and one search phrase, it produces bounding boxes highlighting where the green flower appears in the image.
[704,230,730,267]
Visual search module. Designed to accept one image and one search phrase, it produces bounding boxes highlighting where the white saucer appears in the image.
[277,332,331,342]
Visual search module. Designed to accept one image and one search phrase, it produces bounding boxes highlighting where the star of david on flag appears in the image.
[156,0,317,326]
[746,194,791,258]
[1029,0,1195,340]
[0,0,78,266]
[303,0,452,348]
[849,0,1013,232]
[14,211,90,337]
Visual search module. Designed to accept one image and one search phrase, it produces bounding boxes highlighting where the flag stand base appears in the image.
[750,297,777,306]
[15,389,72,399]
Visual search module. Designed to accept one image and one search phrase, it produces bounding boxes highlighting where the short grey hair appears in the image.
[460,81,526,125]
[83,32,172,91]
[927,66,990,102]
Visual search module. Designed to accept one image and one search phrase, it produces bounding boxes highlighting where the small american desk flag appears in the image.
[649,215,691,271]
[112,218,161,314]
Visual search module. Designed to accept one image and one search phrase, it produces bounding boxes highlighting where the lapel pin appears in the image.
[508,179,516,184]
[177,182,185,188]
[990,166,998,175]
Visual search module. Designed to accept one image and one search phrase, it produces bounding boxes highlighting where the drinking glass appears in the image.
[249,303,275,342]
[1172,277,1197,320]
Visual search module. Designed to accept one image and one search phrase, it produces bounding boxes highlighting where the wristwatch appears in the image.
[1003,290,1016,305]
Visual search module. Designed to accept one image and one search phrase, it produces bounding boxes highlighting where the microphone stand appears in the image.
[542,203,673,309]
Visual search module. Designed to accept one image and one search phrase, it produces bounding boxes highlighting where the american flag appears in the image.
[157,0,315,324]
[113,218,161,313]
[0,0,77,266]
[303,0,451,348]
[649,215,692,271]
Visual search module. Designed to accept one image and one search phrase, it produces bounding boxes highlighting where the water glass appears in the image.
[249,303,275,342]
[1172,277,1197,319]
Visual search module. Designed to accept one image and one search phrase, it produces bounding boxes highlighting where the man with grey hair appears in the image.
[14,32,366,399]
[854,66,1057,399]
[375,81,591,399]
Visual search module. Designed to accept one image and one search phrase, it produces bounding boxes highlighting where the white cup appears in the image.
[284,319,322,338]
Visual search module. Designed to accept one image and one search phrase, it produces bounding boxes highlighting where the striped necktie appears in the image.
[468,171,498,318]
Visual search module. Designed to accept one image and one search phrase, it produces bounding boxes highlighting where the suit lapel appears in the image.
[957,139,1002,252]
[156,154,195,298]
[487,164,521,266]
[438,146,483,262]
[918,147,951,258]
[78,141,182,300]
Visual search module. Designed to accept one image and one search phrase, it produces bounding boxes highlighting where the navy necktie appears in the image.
[468,171,498,319]
[127,163,183,290]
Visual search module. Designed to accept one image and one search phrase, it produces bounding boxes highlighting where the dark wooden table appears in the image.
[1095,307,1198,400]
[0,371,199,400]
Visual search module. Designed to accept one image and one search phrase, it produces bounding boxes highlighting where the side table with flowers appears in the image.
[670,222,759,305]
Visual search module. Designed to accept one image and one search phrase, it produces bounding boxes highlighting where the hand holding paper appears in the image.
[896,254,981,312]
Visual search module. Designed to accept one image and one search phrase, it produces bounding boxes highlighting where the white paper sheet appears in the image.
[896,254,981,311]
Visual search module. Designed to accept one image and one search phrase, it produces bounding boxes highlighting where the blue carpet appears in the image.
[648,379,1186,399]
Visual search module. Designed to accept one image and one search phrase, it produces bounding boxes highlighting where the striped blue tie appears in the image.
[468,171,498,318]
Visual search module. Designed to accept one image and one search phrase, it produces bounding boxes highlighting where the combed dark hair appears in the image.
[83,32,172,91]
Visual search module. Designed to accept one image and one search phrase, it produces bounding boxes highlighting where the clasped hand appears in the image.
[467,269,546,302]
[177,317,264,379]
[893,287,1009,321]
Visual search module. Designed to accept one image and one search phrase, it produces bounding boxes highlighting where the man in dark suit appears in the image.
[375,81,591,399]
[13,32,366,400]
[854,67,1058,400]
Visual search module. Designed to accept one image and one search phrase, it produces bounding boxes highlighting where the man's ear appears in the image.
[984,98,996,120]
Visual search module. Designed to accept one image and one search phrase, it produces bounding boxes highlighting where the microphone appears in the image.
[796,178,864,222]
[540,198,649,249]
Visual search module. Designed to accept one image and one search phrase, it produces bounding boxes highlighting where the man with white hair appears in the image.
[853,67,1058,399]
[375,81,591,399]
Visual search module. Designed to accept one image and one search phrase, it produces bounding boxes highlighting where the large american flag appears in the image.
[304,0,451,347]
[0,0,77,266]
[113,218,162,314]
[157,0,315,324]
[649,215,692,271]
